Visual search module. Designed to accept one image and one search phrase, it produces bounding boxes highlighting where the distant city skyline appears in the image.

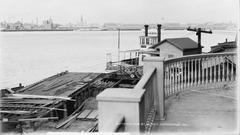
[0,0,238,24]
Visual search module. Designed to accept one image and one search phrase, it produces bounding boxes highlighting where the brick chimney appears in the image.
[144,25,149,36]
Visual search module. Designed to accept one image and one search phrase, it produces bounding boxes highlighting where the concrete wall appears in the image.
[97,88,145,133]
[97,56,166,133]
[156,42,183,58]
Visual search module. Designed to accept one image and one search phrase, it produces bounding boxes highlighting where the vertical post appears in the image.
[194,59,197,86]
[206,57,209,83]
[209,57,212,83]
[218,56,221,82]
[231,55,234,81]
[223,56,225,82]
[184,60,187,89]
[166,64,170,96]
[226,55,229,81]
[198,58,201,85]
[143,57,165,120]
[169,64,172,95]
[213,57,216,83]
[181,61,184,90]
[118,29,120,65]
[202,58,205,84]
[164,65,168,97]
[191,59,194,86]
[176,62,180,91]
[187,60,190,87]
[63,103,67,118]
[173,62,176,93]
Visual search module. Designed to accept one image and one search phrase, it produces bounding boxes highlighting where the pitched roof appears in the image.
[150,37,200,50]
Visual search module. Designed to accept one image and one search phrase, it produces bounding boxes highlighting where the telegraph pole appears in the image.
[187,27,212,47]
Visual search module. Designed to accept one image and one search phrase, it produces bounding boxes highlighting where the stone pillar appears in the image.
[143,56,165,120]
[97,88,145,133]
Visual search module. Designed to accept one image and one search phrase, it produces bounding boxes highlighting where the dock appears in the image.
[1,66,142,132]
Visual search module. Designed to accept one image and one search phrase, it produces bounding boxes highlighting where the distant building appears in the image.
[23,23,34,30]
[41,18,53,30]
[150,37,202,58]
[210,39,237,53]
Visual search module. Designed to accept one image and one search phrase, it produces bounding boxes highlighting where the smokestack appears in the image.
[144,25,149,36]
[157,24,162,42]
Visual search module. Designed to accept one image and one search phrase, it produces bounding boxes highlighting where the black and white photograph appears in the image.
[0,0,239,134]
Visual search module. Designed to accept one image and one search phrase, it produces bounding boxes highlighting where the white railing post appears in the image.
[143,57,166,120]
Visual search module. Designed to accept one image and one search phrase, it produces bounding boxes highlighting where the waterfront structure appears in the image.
[210,39,237,53]
[97,52,237,133]
[101,24,237,133]
[1,69,142,132]
[150,37,202,58]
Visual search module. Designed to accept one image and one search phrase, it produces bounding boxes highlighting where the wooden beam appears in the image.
[1,102,46,105]
[0,110,31,114]
[5,94,75,101]
[0,106,66,111]
[18,117,58,121]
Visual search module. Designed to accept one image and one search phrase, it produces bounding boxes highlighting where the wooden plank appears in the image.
[0,106,66,111]
[86,110,98,119]
[18,117,58,121]
[56,98,87,129]
[1,102,46,105]
[77,110,92,119]
[0,110,31,114]
[87,121,98,132]
[7,94,75,101]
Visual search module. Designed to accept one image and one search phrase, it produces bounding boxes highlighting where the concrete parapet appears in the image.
[143,56,165,120]
[97,88,145,133]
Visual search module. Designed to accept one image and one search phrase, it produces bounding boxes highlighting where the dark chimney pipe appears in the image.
[144,25,149,37]
[157,24,162,42]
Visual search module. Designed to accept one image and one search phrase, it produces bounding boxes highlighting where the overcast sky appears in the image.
[0,0,238,24]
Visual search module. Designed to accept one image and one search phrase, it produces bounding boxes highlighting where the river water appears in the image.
[0,30,236,88]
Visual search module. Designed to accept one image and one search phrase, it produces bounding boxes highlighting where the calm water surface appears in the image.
[0,30,236,88]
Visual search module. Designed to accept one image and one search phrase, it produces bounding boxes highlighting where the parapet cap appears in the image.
[97,88,145,102]
[143,56,165,62]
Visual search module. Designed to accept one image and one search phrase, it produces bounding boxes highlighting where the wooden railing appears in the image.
[135,67,157,133]
[164,52,237,97]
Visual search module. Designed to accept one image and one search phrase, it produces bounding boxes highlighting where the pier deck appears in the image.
[152,86,237,133]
